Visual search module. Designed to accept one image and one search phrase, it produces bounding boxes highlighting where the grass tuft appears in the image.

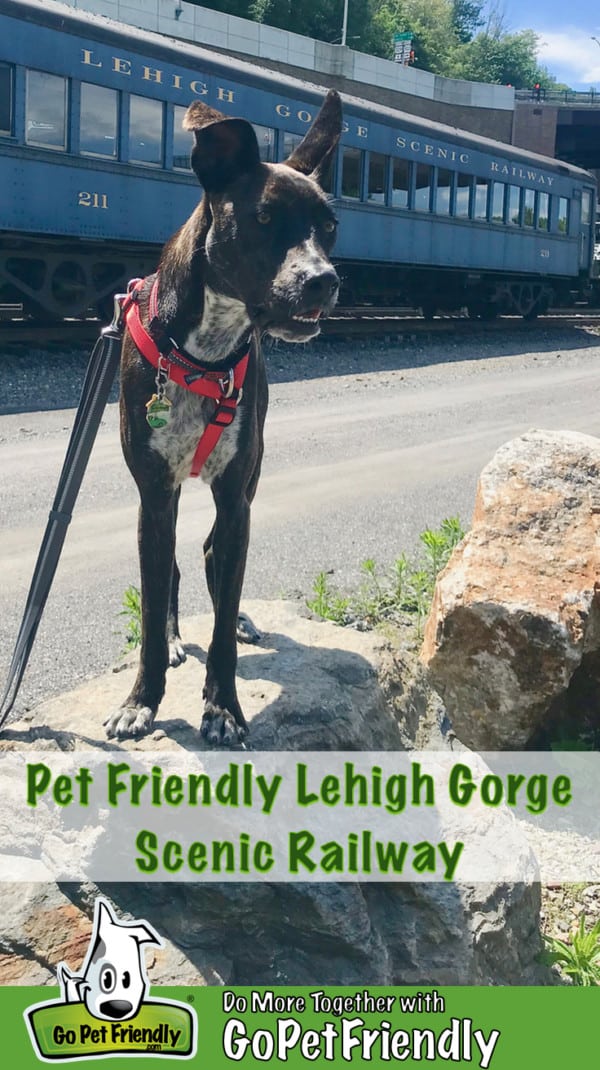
[306,517,465,637]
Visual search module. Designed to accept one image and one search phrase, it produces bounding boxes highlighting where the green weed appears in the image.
[541,916,600,985]
[118,584,142,654]
[306,517,465,636]
[306,571,350,625]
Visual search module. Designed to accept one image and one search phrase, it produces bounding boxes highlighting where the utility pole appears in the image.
[341,0,348,46]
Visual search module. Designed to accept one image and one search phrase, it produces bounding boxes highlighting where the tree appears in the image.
[451,28,559,89]
[363,0,462,73]
[451,0,485,44]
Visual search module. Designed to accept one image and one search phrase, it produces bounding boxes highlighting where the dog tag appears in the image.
[145,393,172,429]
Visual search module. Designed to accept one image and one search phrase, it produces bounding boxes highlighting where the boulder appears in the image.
[0,600,547,985]
[422,430,600,750]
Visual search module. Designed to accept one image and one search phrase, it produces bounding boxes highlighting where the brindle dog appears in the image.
[104,90,342,745]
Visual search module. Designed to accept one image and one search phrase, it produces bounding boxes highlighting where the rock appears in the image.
[0,600,547,985]
[422,430,600,750]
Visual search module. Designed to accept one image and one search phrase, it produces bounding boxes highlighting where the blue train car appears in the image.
[0,0,596,319]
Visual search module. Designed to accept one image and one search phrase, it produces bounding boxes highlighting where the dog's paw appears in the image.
[236,612,262,645]
[168,637,187,667]
[104,706,155,739]
[200,703,248,747]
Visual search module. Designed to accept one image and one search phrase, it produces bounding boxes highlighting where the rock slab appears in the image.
[0,600,546,986]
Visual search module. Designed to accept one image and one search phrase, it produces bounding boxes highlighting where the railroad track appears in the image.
[1,310,599,345]
[322,308,600,338]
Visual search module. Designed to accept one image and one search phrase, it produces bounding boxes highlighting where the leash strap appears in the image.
[0,309,123,730]
[124,278,249,478]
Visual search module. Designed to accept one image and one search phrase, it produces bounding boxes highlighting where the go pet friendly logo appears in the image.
[25,897,197,1061]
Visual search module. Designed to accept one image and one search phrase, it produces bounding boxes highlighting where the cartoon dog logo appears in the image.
[57,897,162,1022]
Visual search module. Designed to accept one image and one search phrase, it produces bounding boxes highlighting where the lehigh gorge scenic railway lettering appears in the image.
[26,759,573,815]
[23,759,573,880]
[80,48,554,183]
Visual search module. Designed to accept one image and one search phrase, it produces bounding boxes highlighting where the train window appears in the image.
[0,63,12,135]
[414,164,432,212]
[173,104,192,170]
[474,179,488,220]
[537,192,549,230]
[435,169,452,214]
[368,153,387,203]
[491,182,505,223]
[283,131,303,158]
[129,95,163,166]
[558,197,569,233]
[581,189,592,226]
[523,188,535,227]
[391,158,410,208]
[80,83,117,158]
[455,173,471,217]
[26,70,67,150]
[252,123,275,162]
[508,185,521,225]
[341,146,362,199]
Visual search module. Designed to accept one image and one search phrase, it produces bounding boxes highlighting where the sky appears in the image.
[504,0,600,89]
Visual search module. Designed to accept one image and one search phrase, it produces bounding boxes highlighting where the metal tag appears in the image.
[145,393,172,429]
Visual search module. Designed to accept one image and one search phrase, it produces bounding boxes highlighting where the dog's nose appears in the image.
[100,1000,134,1019]
[302,269,339,304]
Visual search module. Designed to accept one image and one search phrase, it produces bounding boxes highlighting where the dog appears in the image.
[58,898,161,1021]
[104,90,342,745]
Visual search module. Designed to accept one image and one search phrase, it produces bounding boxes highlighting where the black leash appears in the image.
[0,297,125,729]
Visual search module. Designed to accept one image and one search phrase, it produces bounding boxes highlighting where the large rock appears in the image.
[422,430,600,750]
[0,600,547,985]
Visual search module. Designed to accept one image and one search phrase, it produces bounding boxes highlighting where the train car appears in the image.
[0,0,597,321]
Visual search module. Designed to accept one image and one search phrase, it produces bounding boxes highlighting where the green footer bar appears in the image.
[2,985,597,1067]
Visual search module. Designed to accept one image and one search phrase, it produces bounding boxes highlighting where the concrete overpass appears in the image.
[513,90,600,182]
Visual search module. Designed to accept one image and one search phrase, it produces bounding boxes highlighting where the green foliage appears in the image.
[541,917,600,986]
[450,27,557,90]
[118,584,142,654]
[451,0,484,43]
[306,571,350,624]
[307,517,465,636]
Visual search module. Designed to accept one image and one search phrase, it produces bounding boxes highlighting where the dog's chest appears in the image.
[149,384,241,486]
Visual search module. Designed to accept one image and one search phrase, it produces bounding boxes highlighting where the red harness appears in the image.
[121,277,249,478]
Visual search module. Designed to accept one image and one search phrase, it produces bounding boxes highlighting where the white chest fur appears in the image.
[149,382,242,486]
[148,287,249,485]
[182,287,250,364]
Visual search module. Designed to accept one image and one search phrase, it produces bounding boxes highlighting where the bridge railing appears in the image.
[515,88,600,106]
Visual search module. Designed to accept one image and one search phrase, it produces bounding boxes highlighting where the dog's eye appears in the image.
[256,208,271,225]
[122,971,131,989]
[323,219,337,233]
[100,965,116,993]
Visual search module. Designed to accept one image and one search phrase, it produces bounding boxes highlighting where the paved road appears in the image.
[1,328,599,717]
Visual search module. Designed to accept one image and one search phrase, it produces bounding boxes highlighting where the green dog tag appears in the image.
[146,393,172,429]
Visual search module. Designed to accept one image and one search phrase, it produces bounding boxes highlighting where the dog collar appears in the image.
[121,277,250,478]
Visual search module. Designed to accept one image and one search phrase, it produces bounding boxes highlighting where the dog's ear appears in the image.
[128,922,162,948]
[284,90,342,182]
[184,104,261,193]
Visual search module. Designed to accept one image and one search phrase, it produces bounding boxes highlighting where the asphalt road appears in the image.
[1,326,599,718]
